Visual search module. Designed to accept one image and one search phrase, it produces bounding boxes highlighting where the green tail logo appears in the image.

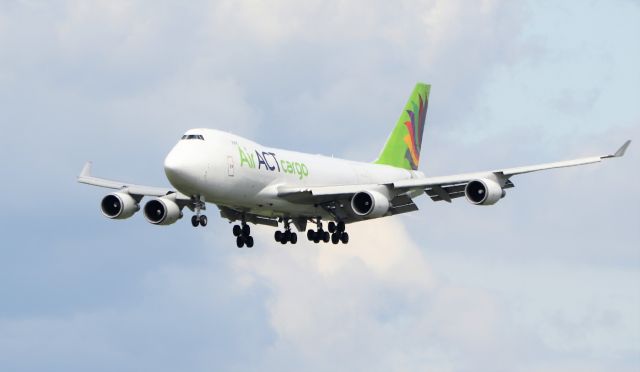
[374,83,430,171]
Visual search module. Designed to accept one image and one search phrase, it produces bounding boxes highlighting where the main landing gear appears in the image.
[274,220,298,244]
[232,221,254,248]
[308,220,349,244]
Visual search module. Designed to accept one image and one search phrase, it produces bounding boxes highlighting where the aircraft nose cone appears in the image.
[164,150,187,186]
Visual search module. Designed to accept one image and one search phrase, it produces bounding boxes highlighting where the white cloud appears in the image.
[229,219,530,371]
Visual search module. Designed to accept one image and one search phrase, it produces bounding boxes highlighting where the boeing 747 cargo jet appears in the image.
[79,83,630,247]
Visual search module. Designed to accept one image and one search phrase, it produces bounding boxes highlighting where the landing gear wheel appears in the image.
[340,232,349,244]
[307,230,315,241]
[331,233,340,244]
[337,221,345,232]
[290,232,298,244]
[199,215,207,227]
[236,236,245,248]
[328,222,336,233]
[233,225,241,237]
[191,215,199,227]
[284,230,292,242]
[323,231,330,243]
[246,236,254,248]
[242,224,251,237]
[275,230,283,242]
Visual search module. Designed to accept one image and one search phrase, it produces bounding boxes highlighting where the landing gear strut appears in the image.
[232,218,254,248]
[275,219,297,244]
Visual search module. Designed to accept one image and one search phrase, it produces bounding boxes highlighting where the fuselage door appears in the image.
[227,156,235,176]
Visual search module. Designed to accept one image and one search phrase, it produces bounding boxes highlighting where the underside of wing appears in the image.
[276,184,419,222]
[423,180,515,202]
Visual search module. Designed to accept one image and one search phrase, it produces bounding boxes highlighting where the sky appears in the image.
[0,0,639,371]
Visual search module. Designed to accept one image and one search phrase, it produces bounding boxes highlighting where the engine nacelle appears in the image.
[101,192,139,219]
[465,179,506,205]
[351,190,390,218]
[143,197,182,225]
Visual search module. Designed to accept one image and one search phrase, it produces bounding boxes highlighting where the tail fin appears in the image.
[374,83,430,170]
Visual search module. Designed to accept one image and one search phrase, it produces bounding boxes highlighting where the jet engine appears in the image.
[464,179,505,205]
[101,192,139,219]
[351,190,390,218]
[143,197,182,225]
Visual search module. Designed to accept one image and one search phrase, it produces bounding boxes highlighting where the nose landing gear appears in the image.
[191,198,207,227]
[191,214,207,227]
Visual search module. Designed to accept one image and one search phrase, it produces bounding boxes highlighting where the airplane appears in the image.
[78,83,631,248]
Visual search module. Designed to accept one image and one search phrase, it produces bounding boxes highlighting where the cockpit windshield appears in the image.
[181,134,205,140]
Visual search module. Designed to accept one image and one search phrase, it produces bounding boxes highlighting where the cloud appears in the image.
[229,219,533,371]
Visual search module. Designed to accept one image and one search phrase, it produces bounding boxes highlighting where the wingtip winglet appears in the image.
[79,161,93,178]
[613,140,631,158]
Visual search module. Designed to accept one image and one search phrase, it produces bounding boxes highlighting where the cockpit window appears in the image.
[181,134,205,140]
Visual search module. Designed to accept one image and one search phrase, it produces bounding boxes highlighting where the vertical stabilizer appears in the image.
[374,83,430,170]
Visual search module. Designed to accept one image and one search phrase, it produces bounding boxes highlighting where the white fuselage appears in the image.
[163,129,421,219]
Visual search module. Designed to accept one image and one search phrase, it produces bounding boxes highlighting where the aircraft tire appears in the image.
[246,236,254,248]
[275,230,283,242]
[328,222,336,233]
[307,230,315,241]
[331,233,340,244]
[242,224,251,237]
[323,231,330,243]
[337,221,345,232]
[233,225,241,237]
[191,215,199,227]
[340,232,349,244]
[290,233,298,244]
[199,215,207,227]
[236,236,245,248]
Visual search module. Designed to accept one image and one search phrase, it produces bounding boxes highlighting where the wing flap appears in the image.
[389,194,419,215]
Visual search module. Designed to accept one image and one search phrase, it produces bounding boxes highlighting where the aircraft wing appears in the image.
[277,140,631,212]
[77,161,190,200]
[394,140,630,202]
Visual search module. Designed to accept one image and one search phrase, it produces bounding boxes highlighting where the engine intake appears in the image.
[465,179,505,205]
[101,192,139,219]
[351,190,390,218]
[143,197,182,225]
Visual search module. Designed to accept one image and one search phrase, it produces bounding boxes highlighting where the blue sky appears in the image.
[0,1,638,371]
